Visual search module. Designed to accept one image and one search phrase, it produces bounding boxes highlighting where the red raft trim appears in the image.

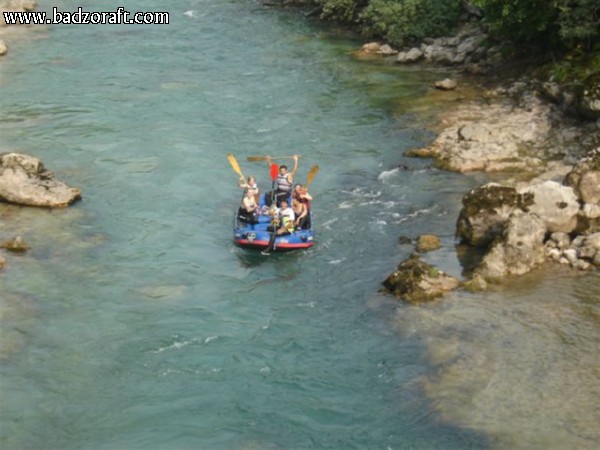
[234,239,313,250]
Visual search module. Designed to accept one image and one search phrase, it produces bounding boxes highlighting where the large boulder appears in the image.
[382,254,459,304]
[404,92,553,174]
[0,152,81,207]
[456,183,533,247]
[397,48,423,63]
[518,181,580,233]
[475,211,547,281]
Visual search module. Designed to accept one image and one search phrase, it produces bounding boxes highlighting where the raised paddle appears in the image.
[269,162,279,208]
[305,164,319,188]
[270,163,279,181]
[227,153,245,180]
[247,155,301,162]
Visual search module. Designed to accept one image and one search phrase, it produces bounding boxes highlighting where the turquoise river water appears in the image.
[1,1,598,449]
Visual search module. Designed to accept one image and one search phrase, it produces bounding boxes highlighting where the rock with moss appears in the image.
[456,183,534,247]
[461,273,488,292]
[0,152,82,207]
[0,236,29,252]
[382,254,459,304]
[416,234,441,252]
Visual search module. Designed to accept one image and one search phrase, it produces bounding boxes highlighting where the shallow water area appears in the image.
[1,1,598,449]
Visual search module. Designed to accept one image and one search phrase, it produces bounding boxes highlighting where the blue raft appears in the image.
[233,193,314,252]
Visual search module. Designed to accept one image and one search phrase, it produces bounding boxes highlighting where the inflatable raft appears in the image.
[233,192,314,252]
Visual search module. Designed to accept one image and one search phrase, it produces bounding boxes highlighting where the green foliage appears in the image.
[316,0,364,22]
[556,0,600,47]
[359,0,462,47]
[473,0,599,49]
[314,0,462,47]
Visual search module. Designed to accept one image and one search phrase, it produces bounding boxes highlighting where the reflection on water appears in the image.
[393,267,600,449]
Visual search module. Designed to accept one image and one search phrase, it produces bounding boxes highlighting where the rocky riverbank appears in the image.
[375,28,600,302]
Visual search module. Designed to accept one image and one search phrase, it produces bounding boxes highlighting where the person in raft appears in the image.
[261,198,295,255]
[239,188,259,225]
[292,183,312,210]
[266,155,299,206]
[238,175,260,203]
[292,198,308,230]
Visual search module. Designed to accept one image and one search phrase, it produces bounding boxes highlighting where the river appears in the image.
[1,1,598,449]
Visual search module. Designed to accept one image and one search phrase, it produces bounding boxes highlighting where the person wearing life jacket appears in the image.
[238,188,259,225]
[273,155,298,205]
[238,175,260,204]
[262,199,295,255]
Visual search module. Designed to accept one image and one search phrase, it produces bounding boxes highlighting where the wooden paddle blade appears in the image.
[270,163,279,180]
[227,153,244,179]
[305,164,319,188]
[247,156,269,162]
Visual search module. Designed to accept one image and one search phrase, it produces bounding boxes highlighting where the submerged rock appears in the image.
[382,254,459,304]
[0,235,29,252]
[415,234,441,252]
[435,79,457,91]
[0,152,81,207]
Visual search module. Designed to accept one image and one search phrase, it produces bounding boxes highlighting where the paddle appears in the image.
[227,153,245,180]
[305,164,319,188]
[270,163,279,181]
[247,155,301,162]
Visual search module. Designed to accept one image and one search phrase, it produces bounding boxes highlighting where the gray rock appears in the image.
[563,248,578,265]
[550,231,571,249]
[456,35,485,56]
[584,232,600,250]
[476,211,547,280]
[0,40,6,56]
[547,248,561,262]
[518,181,579,233]
[575,259,591,270]
[0,152,81,207]
[456,183,534,247]
[397,48,423,63]
[377,44,397,56]
[578,246,597,260]
[435,78,458,91]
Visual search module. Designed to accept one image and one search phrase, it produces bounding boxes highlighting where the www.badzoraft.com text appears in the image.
[3,7,169,25]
